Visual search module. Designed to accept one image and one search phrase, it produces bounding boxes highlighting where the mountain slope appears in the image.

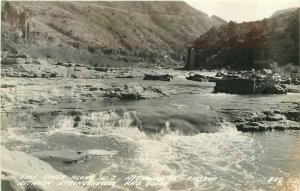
[1,1,226,49]
[190,8,299,70]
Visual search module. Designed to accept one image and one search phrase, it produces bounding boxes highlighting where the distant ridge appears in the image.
[270,7,299,18]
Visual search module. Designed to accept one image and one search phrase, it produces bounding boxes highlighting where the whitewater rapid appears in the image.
[2,77,300,191]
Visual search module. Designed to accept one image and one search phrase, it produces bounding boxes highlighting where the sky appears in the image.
[185,0,300,22]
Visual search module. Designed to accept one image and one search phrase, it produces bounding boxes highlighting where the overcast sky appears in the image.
[185,0,300,22]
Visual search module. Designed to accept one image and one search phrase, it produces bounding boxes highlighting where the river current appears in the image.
[1,77,300,191]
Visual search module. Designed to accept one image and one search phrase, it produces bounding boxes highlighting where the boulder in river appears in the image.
[105,83,168,99]
[214,78,262,94]
[236,120,300,132]
[186,74,217,82]
[235,107,300,132]
[143,74,173,81]
[94,67,109,72]
[214,78,287,94]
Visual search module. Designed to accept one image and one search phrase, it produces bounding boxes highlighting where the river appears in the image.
[1,76,300,191]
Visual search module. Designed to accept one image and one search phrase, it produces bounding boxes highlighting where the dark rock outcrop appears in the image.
[189,8,299,70]
[214,78,261,94]
[214,78,287,94]
[213,71,288,94]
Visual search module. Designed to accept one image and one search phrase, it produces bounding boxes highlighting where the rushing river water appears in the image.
[2,77,300,191]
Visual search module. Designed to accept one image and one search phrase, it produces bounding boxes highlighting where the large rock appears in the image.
[1,146,86,191]
[214,78,287,94]
[214,78,262,94]
[105,83,168,99]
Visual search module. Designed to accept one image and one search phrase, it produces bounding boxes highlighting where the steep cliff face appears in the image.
[190,8,299,70]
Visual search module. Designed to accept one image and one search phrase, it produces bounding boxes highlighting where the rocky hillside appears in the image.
[2,1,226,48]
[190,8,299,70]
[1,1,225,67]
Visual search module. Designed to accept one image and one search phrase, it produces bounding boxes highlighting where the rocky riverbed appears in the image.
[1,53,300,191]
[2,54,299,132]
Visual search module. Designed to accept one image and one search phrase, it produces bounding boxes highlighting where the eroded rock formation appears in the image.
[2,2,30,39]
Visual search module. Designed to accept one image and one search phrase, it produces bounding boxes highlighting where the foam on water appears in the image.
[2,110,267,190]
[128,123,260,190]
[50,111,261,190]
[59,111,141,136]
[1,127,47,151]
[87,149,118,156]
